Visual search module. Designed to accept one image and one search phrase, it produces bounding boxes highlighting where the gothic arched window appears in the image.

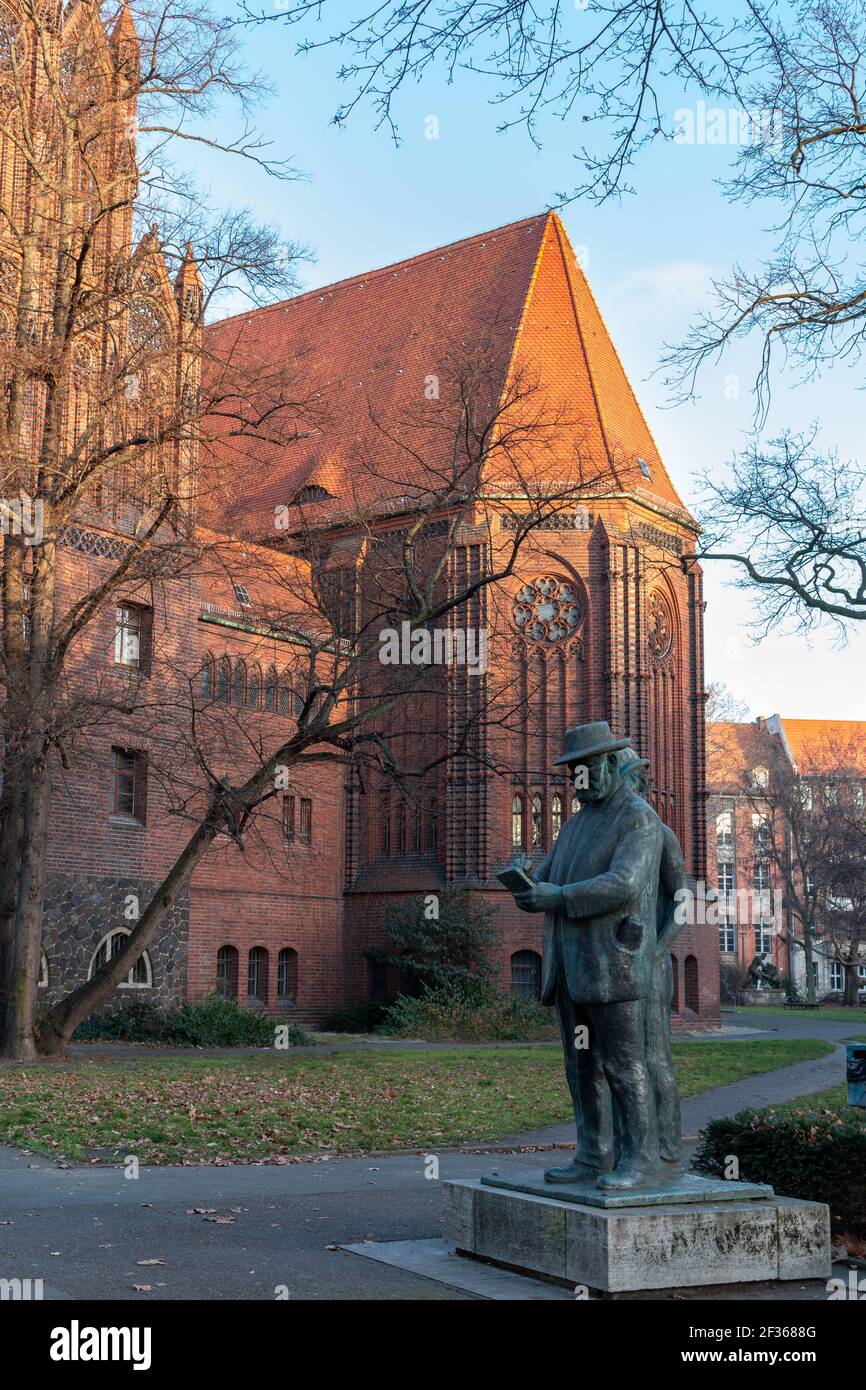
[512,794,524,848]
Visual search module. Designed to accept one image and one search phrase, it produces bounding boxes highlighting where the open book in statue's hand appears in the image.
[496,865,536,894]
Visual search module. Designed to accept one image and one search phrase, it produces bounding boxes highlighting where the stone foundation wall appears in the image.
[40,873,189,1015]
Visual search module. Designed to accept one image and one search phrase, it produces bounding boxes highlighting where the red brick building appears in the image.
[708,716,866,1004]
[9,7,718,1029]
[197,212,718,1030]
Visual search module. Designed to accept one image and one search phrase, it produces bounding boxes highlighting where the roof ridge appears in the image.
[208,213,550,331]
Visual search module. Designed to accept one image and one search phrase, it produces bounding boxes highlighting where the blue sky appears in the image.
[193,7,866,720]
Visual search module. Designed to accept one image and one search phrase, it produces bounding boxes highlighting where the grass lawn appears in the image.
[730,1004,866,1024]
[0,1037,834,1165]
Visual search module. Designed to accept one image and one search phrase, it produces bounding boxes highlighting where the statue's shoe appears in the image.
[544,1158,605,1184]
[596,1164,659,1191]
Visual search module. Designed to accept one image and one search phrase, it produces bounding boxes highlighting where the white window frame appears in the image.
[89,928,152,989]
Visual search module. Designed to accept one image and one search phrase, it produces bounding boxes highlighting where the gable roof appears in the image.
[708,716,866,787]
[768,716,866,773]
[200,212,692,538]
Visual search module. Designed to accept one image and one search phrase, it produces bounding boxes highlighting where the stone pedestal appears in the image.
[739,988,786,1007]
[442,1172,831,1294]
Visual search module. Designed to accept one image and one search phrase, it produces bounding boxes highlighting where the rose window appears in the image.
[512,576,582,643]
[648,590,674,659]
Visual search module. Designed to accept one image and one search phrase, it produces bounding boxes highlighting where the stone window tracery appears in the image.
[512,576,583,645]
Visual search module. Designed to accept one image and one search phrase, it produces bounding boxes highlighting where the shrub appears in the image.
[693,1101,866,1235]
[71,997,165,1042]
[165,995,280,1047]
[379,983,557,1042]
[372,886,496,995]
[318,1002,389,1034]
[73,994,308,1048]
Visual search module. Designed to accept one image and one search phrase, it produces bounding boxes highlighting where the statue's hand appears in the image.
[514,883,562,913]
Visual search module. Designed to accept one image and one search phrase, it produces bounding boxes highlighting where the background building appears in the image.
[708,715,866,1003]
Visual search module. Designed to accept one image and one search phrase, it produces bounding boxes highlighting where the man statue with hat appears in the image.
[512,720,666,1190]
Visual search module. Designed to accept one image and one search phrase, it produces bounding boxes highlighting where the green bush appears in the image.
[373,886,496,994]
[165,995,281,1047]
[73,994,308,1048]
[72,996,165,1042]
[318,1001,389,1034]
[693,1101,866,1235]
[379,983,557,1042]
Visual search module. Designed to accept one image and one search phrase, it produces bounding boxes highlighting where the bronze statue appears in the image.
[513,721,670,1190]
[616,748,685,1168]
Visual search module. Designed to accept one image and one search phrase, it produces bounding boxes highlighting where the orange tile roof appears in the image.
[200,212,692,539]
[774,718,866,773]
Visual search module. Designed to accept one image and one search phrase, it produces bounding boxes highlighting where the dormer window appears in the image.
[290,485,331,505]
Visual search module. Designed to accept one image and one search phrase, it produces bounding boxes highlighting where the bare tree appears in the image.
[270,0,866,632]
[0,0,306,1061]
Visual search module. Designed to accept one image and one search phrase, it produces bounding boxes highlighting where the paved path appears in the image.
[0,1012,854,1300]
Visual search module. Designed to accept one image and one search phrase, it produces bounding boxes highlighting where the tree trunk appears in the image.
[0,745,52,1061]
[802,925,816,1005]
[844,962,860,1009]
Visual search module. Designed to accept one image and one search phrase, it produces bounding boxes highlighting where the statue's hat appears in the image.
[618,750,650,776]
[552,720,629,767]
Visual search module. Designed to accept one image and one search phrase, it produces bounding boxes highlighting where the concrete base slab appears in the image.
[443,1178,831,1293]
[481,1167,774,1209]
[340,1238,572,1300]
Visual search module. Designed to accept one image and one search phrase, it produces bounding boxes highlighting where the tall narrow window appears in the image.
[247,664,261,709]
[114,605,144,667]
[232,660,246,707]
[282,795,295,843]
[381,790,391,855]
[299,797,312,845]
[715,810,733,848]
[111,748,146,823]
[277,948,298,1002]
[551,794,563,839]
[512,794,523,848]
[264,665,277,712]
[277,671,290,715]
[200,655,214,700]
[531,794,543,846]
[216,656,230,702]
[216,945,238,1000]
[247,947,269,1006]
